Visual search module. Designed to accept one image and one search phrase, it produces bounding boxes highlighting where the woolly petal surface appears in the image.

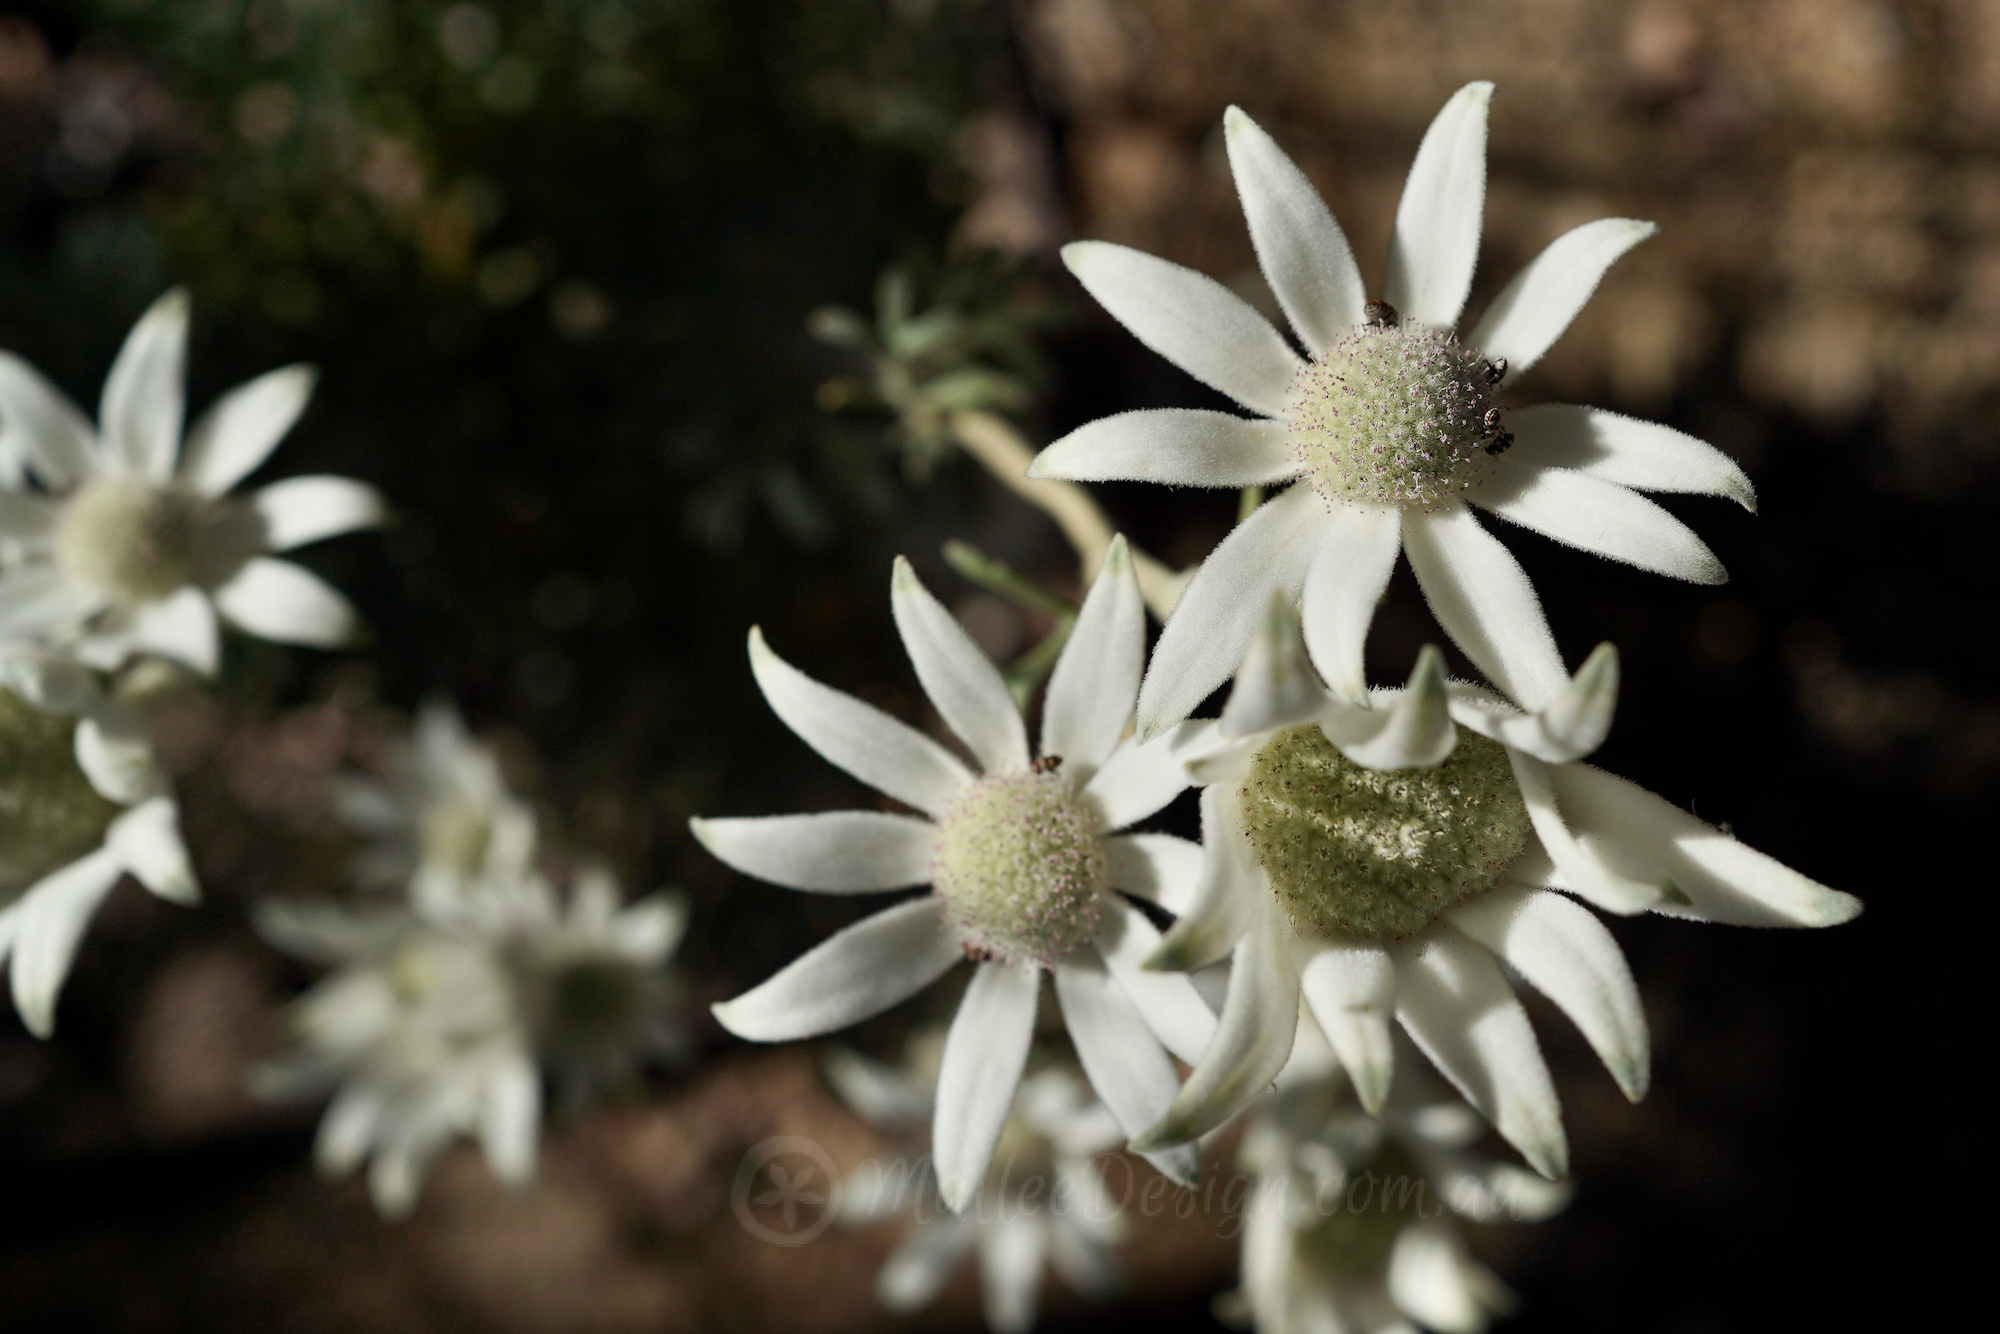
[1081,726,1195,832]
[179,365,318,496]
[1057,949,1201,1185]
[1384,83,1492,329]
[1134,898,1300,1149]
[1508,749,1661,915]
[1402,505,1568,711]
[212,557,358,647]
[99,288,188,481]
[1473,460,1727,585]
[981,1218,1049,1334]
[1103,833,1204,917]
[1136,482,1326,737]
[1094,899,1218,1066]
[1470,219,1656,379]
[1388,1220,1511,1334]
[1506,405,1755,510]
[1448,886,1649,1101]
[710,897,962,1041]
[1146,783,1261,972]
[479,1050,542,1186]
[1225,105,1366,350]
[107,797,198,905]
[124,587,221,676]
[1029,409,1296,486]
[1448,644,1618,765]
[7,847,126,1037]
[1333,646,1456,770]
[879,1216,977,1311]
[1063,240,1301,417]
[0,352,100,487]
[251,476,385,552]
[1299,503,1402,706]
[1042,536,1143,777]
[1550,764,1861,927]
[1393,930,1567,1179]
[1298,942,1397,1114]
[689,812,935,892]
[749,627,973,818]
[1221,591,1327,741]
[891,557,1028,775]
[0,568,105,639]
[934,961,1040,1211]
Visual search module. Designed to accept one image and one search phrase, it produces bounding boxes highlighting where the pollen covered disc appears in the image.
[1239,724,1528,942]
[55,479,215,604]
[1288,323,1501,510]
[931,769,1106,966]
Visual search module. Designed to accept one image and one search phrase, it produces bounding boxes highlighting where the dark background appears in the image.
[0,0,1978,1329]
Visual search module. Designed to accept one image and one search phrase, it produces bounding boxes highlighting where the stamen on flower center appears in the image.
[0,687,121,901]
[931,769,1106,966]
[55,480,213,604]
[1239,725,1529,942]
[1286,319,1504,511]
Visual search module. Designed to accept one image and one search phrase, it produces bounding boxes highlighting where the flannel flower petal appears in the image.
[696,539,1220,1211]
[1133,601,1858,1177]
[0,648,197,1037]
[829,1045,1127,1334]
[0,288,384,675]
[1031,87,1753,728]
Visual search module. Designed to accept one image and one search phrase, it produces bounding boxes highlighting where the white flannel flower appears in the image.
[0,650,197,1037]
[694,539,1219,1208]
[0,288,384,674]
[1131,599,1859,1177]
[1031,86,1753,730]
[830,1051,1126,1334]
[1227,1041,1567,1334]
[333,700,538,914]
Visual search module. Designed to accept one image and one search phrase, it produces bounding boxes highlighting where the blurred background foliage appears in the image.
[0,0,1989,1330]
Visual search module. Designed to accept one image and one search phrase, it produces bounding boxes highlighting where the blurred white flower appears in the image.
[1134,600,1859,1177]
[694,540,1219,1208]
[0,287,384,675]
[1032,87,1753,729]
[333,699,537,915]
[0,648,196,1037]
[829,1050,1126,1334]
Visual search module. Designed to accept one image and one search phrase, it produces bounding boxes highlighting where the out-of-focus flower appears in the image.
[1224,1039,1567,1334]
[253,865,686,1217]
[695,541,1218,1208]
[1032,88,1753,730]
[1134,599,1859,1176]
[0,288,384,674]
[0,649,196,1036]
[333,699,537,915]
[829,1047,1125,1334]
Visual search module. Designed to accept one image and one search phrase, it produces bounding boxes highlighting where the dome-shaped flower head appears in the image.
[1132,600,1859,1177]
[1030,86,1753,729]
[0,288,384,675]
[693,539,1220,1209]
[0,649,197,1037]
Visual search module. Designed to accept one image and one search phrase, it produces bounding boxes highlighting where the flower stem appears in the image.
[942,541,1078,619]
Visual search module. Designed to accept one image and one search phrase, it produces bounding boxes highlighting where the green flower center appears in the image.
[55,479,214,604]
[540,952,647,1052]
[1287,323,1501,510]
[1298,1142,1428,1278]
[0,687,120,903]
[930,770,1106,965]
[1239,725,1529,941]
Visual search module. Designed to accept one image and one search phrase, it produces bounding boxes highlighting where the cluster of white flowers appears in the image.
[693,84,1859,1329]
[255,701,688,1217]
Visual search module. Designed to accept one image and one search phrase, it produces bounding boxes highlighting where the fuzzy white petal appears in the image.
[107,797,198,905]
[1220,591,1326,741]
[1388,1220,1510,1334]
[1029,409,1297,486]
[0,568,106,639]
[0,352,100,487]
[1103,833,1203,916]
[212,557,358,647]
[251,475,385,552]
[748,626,974,818]
[8,847,126,1038]
[1473,460,1727,584]
[878,1217,978,1311]
[0,489,56,541]
[1549,764,1861,927]
[1298,943,1397,1114]
[611,893,687,963]
[1042,535,1143,776]
[891,557,1029,774]
[1137,482,1327,738]
[1135,898,1299,1149]
[1093,900,1218,1066]
[1080,725,1194,832]
[1450,643,1618,764]
[934,961,1040,1212]
[479,1051,542,1186]
[314,1081,386,1176]
[981,1218,1049,1334]
[1470,219,1656,379]
[179,364,318,495]
[690,812,936,892]
[710,897,963,1041]
[825,1049,934,1133]
[1393,931,1567,1179]
[1146,783,1261,971]
[1448,886,1648,1101]
[1225,105,1367,349]
[99,288,189,481]
[1401,505,1568,710]
[1298,503,1402,705]
[1384,83,1492,330]
[1056,950,1201,1185]
[1507,405,1755,510]
[126,587,221,676]
[74,704,160,805]
[1333,646,1456,770]
[1063,240,1302,417]
[1508,749,1661,915]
